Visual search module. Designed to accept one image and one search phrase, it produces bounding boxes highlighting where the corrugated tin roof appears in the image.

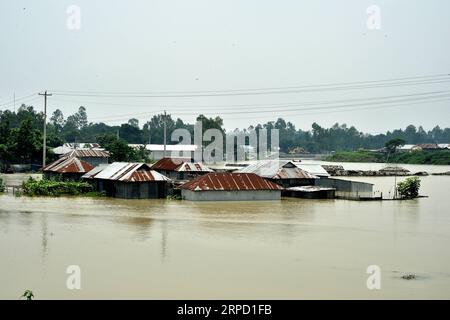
[64,149,110,158]
[92,162,171,182]
[237,160,318,179]
[293,163,330,177]
[180,173,282,191]
[81,163,109,179]
[151,157,213,172]
[43,157,94,174]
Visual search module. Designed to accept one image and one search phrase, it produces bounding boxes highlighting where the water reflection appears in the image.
[41,213,48,259]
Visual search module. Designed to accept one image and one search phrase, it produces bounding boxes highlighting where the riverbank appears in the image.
[325,150,450,165]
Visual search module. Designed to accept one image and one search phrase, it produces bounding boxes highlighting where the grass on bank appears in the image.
[21,178,104,197]
[326,150,450,165]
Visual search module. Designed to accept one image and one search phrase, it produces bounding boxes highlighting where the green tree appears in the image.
[96,134,137,162]
[385,138,406,155]
[397,177,421,199]
[50,109,65,133]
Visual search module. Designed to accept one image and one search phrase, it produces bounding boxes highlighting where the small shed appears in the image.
[151,157,213,181]
[180,172,282,201]
[236,160,318,188]
[316,178,374,200]
[88,162,171,199]
[63,149,110,167]
[43,157,94,181]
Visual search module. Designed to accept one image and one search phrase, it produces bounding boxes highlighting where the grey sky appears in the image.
[1,0,449,133]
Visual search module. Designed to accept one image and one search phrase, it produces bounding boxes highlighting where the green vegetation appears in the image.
[22,178,93,197]
[397,177,421,199]
[1,103,450,169]
[326,150,450,165]
[21,290,34,300]
[385,138,406,155]
[325,150,385,163]
[0,177,5,192]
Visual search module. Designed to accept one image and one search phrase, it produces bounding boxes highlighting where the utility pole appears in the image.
[163,110,167,158]
[39,91,52,168]
[13,92,15,113]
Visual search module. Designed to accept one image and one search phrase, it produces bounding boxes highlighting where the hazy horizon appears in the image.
[1,0,449,134]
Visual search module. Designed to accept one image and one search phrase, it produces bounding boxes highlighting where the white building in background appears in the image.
[128,144,198,161]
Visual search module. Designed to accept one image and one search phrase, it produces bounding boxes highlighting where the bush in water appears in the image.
[397,177,421,199]
[22,177,93,197]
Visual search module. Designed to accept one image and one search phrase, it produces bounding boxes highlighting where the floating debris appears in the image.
[401,273,416,280]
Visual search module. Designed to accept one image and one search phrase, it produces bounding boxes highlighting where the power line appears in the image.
[50,73,450,96]
[0,92,40,107]
[89,92,450,123]
[51,79,450,98]
[50,89,450,111]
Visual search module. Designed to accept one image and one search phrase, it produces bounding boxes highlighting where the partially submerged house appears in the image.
[43,156,94,181]
[63,149,110,167]
[283,186,336,199]
[378,166,411,176]
[84,162,170,199]
[316,178,375,200]
[236,160,318,188]
[151,157,213,180]
[180,172,282,201]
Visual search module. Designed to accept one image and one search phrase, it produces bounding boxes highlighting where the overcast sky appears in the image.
[1,0,449,133]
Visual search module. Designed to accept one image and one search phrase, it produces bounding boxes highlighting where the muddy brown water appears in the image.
[1,163,450,299]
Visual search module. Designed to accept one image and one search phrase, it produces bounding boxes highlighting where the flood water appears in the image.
[1,163,450,299]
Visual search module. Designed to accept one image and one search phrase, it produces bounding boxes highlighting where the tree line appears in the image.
[1,103,450,166]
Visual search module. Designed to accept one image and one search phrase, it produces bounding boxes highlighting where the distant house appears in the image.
[84,162,171,199]
[151,157,213,180]
[63,149,110,167]
[398,144,417,152]
[43,157,94,181]
[379,166,411,175]
[53,143,103,155]
[180,172,282,201]
[128,144,198,161]
[438,144,450,150]
[414,143,440,151]
[236,160,318,188]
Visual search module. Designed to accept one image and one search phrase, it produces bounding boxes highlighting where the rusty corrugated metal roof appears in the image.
[43,157,94,174]
[180,173,282,191]
[151,157,212,172]
[63,149,110,158]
